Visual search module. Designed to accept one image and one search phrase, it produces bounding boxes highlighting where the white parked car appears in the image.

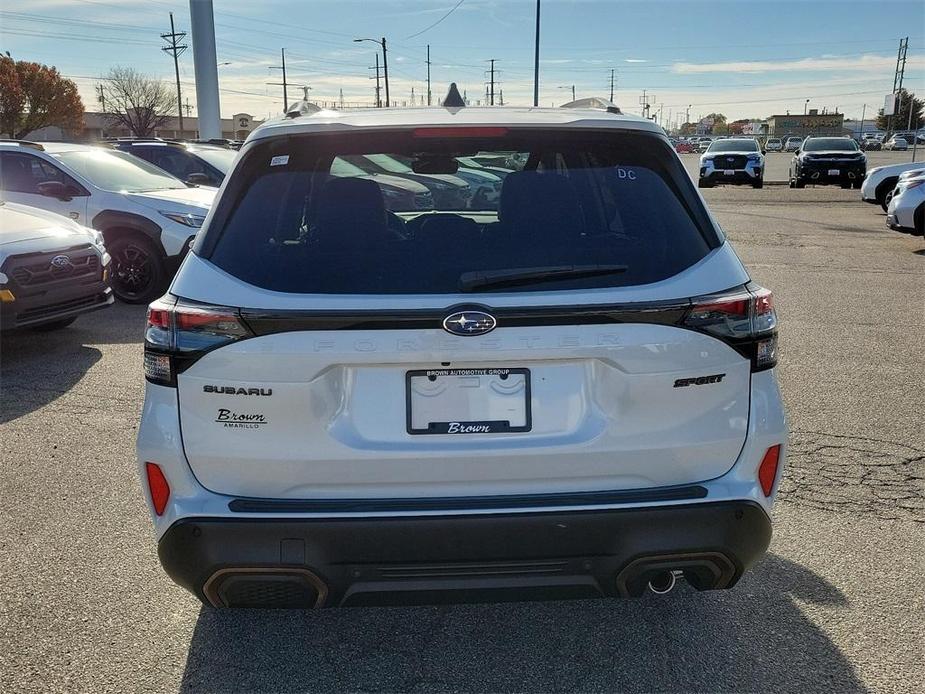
[783,137,802,152]
[137,88,787,608]
[0,201,112,330]
[861,162,925,210]
[883,136,908,151]
[699,138,765,189]
[0,141,216,303]
[886,173,925,235]
[765,138,783,152]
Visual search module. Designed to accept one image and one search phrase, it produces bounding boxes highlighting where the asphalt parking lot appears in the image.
[679,149,921,183]
[1,187,923,693]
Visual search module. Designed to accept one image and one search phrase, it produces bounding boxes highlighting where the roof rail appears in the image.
[0,139,45,151]
[285,99,323,119]
[560,97,622,115]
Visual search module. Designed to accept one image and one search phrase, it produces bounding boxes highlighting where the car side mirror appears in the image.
[185,173,212,186]
[37,180,78,201]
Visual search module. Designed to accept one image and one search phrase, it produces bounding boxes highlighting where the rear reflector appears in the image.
[412,127,509,138]
[758,445,781,496]
[145,462,170,515]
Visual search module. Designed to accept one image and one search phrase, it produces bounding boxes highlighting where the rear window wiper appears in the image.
[459,264,628,292]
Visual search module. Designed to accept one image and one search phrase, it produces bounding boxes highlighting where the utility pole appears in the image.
[639,90,652,119]
[686,104,691,125]
[268,48,289,111]
[888,36,909,136]
[609,68,615,102]
[184,97,192,117]
[488,59,496,105]
[858,103,866,143]
[381,38,390,107]
[369,54,382,107]
[96,83,106,114]
[499,89,504,106]
[161,12,188,136]
[533,0,540,107]
[426,44,432,106]
[188,0,221,139]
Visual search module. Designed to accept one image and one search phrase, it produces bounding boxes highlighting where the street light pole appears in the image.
[533,0,540,107]
[804,99,809,115]
[355,38,389,107]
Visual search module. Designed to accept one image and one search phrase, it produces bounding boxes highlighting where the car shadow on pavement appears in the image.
[0,303,145,423]
[0,329,104,424]
[178,553,866,694]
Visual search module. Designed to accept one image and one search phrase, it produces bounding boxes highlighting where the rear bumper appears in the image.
[158,500,772,608]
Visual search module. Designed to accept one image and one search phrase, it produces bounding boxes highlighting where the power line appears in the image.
[406,0,466,40]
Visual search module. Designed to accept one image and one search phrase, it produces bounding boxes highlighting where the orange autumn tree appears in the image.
[0,56,83,139]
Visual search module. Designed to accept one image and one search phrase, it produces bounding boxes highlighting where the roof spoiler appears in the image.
[0,139,45,151]
[560,97,622,115]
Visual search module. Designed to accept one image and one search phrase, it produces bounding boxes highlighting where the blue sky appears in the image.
[2,0,923,124]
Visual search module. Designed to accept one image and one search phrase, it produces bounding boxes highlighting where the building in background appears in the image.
[24,111,263,142]
[766,111,845,139]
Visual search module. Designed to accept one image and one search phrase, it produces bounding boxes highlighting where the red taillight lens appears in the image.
[758,445,781,496]
[145,462,170,515]
[684,286,778,371]
[143,297,251,386]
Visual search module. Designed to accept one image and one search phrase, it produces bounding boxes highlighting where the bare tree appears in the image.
[98,67,175,136]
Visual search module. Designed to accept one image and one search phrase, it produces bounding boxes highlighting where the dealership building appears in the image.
[766,111,845,138]
[25,111,264,142]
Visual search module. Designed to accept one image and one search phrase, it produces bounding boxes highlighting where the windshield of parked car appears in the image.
[191,147,237,173]
[707,139,759,153]
[803,138,859,152]
[205,129,717,294]
[53,149,186,192]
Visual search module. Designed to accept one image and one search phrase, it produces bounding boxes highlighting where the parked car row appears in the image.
[860,162,925,237]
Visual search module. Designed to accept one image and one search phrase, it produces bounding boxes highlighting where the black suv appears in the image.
[109,140,237,188]
[789,137,866,189]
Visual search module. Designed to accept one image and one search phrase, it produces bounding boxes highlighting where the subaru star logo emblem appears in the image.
[442,310,497,336]
[50,255,71,268]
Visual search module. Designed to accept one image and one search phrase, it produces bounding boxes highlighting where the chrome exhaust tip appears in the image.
[647,570,677,595]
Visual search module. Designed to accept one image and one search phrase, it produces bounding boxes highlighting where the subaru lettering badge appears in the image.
[50,255,71,268]
[442,310,497,336]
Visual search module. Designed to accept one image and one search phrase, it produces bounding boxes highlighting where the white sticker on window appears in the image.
[270,155,290,166]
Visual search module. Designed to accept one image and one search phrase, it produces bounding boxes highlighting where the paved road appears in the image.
[680,149,922,182]
[1,188,923,693]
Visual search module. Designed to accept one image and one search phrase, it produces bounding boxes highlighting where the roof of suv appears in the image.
[249,106,663,143]
[0,141,101,154]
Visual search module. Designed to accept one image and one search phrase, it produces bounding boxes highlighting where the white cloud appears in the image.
[673,53,924,74]
[624,58,647,63]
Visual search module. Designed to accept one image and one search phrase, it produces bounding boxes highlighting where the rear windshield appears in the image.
[707,139,759,152]
[203,129,717,294]
[803,138,858,152]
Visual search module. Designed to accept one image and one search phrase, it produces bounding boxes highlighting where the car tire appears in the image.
[753,179,763,189]
[877,179,898,211]
[914,204,924,237]
[697,179,712,189]
[794,179,805,189]
[107,234,166,304]
[30,317,77,332]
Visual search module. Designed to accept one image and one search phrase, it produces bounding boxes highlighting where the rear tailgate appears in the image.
[176,320,750,499]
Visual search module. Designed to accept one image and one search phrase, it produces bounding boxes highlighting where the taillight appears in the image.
[683,285,778,371]
[145,462,170,515]
[758,445,782,496]
[143,296,252,386]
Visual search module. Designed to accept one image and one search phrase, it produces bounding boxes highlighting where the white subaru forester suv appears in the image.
[137,89,787,609]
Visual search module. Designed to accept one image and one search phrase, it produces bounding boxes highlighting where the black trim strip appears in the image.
[227,485,709,514]
[239,299,691,336]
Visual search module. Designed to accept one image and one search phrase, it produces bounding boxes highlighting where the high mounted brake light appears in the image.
[683,285,778,371]
[412,127,509,139]
[143,297,252,386]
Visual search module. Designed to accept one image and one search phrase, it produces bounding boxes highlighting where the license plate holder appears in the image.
[406,368,532,435]
[724,169,735,176]
[828,168,841,176]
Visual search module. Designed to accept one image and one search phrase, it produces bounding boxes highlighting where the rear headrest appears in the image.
[498,171,583,238]
[314,177,388,247]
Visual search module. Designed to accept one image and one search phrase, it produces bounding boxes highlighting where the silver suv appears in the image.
[137,91,786,608]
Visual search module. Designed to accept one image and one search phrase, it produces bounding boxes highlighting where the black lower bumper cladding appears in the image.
[158,500,772,608]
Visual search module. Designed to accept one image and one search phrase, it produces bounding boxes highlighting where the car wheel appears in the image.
[915,204,924,237]
[753,179,764,189]
[30,317,77,332]
[697,179,712,189]
[878,179,898,211]
[108,234,166,304]
[794,179,805,189]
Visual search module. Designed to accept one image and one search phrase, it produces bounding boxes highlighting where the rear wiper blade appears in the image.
[459,264,628,292]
